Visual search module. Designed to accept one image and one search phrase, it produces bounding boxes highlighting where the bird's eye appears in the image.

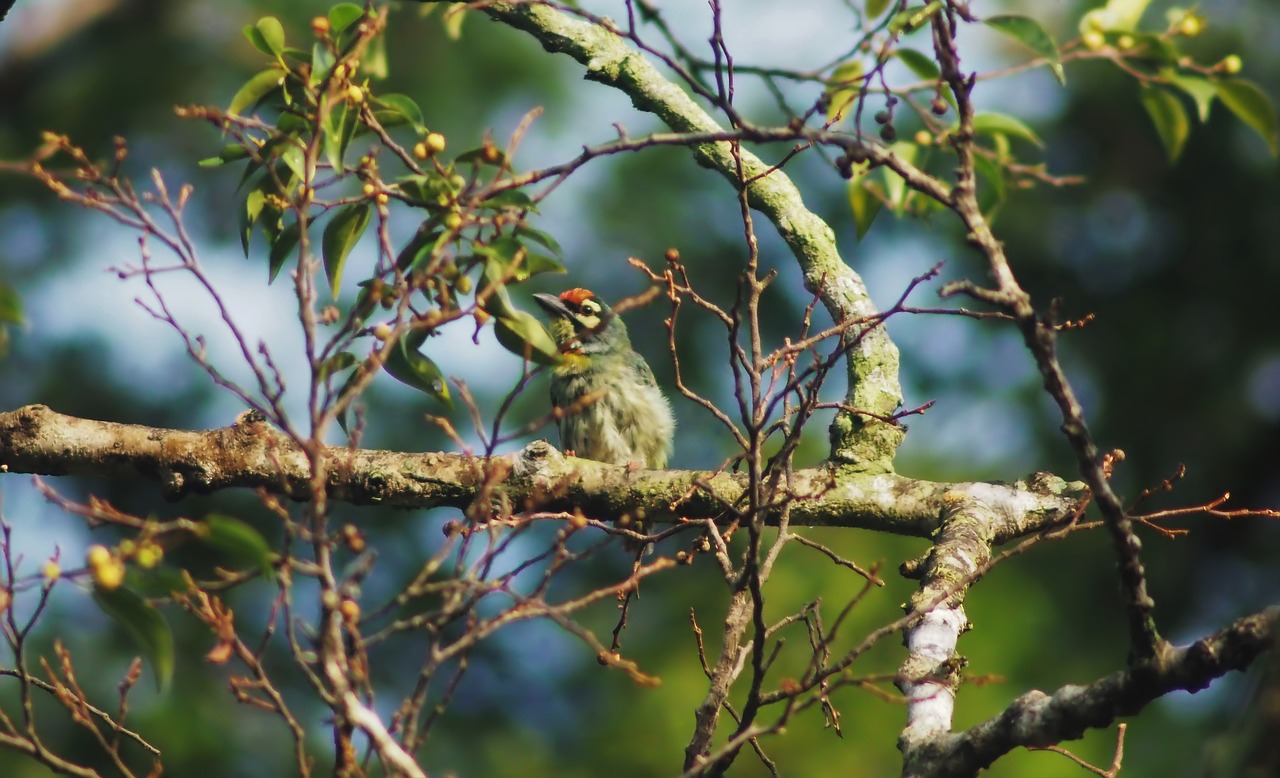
[579,300,600,316]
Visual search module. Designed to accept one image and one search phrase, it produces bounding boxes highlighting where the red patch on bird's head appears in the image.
[559,288,596,306]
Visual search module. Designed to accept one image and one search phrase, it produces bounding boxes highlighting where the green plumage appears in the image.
[534,290,674,468]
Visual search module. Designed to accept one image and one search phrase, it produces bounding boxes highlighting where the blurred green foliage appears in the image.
[0,1,1277,776]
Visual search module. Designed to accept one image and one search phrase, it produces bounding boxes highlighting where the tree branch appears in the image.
[0,405,1085,539]
[903,606,1280,778]
[420,0,905,468]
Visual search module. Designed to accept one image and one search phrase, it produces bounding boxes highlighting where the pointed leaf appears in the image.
[881,141,919,214]
[1168,74,1218,123]
[372,94,426,134]
[847,166,882,240]
[202,514,275,578]
[1217,79,1279,156]
[972,154,1007,218]
[254,17,285,57]
[1140,85,1189,161]
[268,220,301,283]
[823,61,865,126]
[895,48,940,82]
[229,69,286,116]
[322,203,372,296]
[384,338,452,406]
[239,185,268,257]
[319,351,358,383]
[494,310,561,366]
[93,586,174,691]
[310,42,336,87]
[984,15,1064,85]
[969,112,1043,146]
[328,3,365,34]
[515,225,563,258]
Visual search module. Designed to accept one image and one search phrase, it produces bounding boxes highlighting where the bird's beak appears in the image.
[533,293,572,319]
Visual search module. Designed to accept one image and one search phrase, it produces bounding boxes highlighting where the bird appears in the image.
[533,288,674,469]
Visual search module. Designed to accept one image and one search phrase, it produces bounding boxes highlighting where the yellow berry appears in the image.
[425,132,447,155]
[1116,35,1134,50]
[413,142,428,159]
[42,560,60,581]
[1221,54,1243,74]
[1082,31,1106,51]
[372,323,393,341]
[92,559,126,591]
[311,16,330,36]
[87,544,112,569]
[913,130,932,146]
[1178,16,1202,37]
[347,85,364,104]
[136,543,163,569]
[362,182,376,196]
[473,308,491,325]
[375,192,389,206]
[443,211,463,231]
[454,274,473,295]
[339,599,360,622]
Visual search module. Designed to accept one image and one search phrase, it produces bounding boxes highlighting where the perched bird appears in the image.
[533,288,674,469]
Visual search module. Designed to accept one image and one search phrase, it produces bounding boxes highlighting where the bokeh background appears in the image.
[0,0,1278,775]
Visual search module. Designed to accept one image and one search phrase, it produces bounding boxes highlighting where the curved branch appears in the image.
[430,0,904,468]
[0,405,1084,540]
[903,607,1280,778]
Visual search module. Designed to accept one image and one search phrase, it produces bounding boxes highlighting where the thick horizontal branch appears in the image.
[0,405,1084,540]
[903,606,1280,777]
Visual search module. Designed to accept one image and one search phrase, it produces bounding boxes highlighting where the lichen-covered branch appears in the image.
[902,606,1280,778]
[0,405,1084,539]
[424,0,904,468]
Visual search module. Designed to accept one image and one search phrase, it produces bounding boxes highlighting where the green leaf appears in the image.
[280,144,306,182]
[457,148,510,167]
[254,17,285,57]
[239,185,268,257]
[984,15,1064,86]
[479,257,518,318]
[93,586,174,691]
[889,2,943,35]
[880,141,919,214]
[443,7,467,40]
[364,33,389,79]
[201,514,275,578]
[1168,74,1218,123]
[1080,0,1153,33]
[823,61,865,126]
[895,49,940,82]
[1139,86,1189,161]
[866,0,893,19]
[0,284,23,325]
[494,310,560,366]
[268,220,301,283]
[328,3,365,34]
[515,225,564,259]
[1217,79,1279,156]
[321,100,349,171]
[323,203,372,296]
[847,164,882,240]
[384,336,452,406]
[518,252,566,280]
[372,94,426,134]
[229,68,286,116]
[970,112,1043,146]
[310,42,336,87]
[972,154,1007,219]
[319,351,358,383]
[198,144,251,169]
